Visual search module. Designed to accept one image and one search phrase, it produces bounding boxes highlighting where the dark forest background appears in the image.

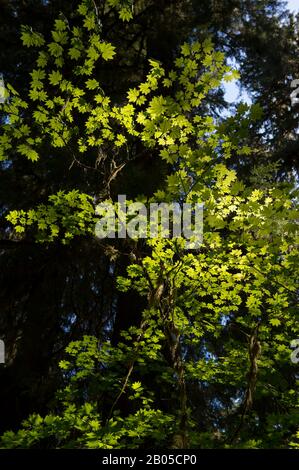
[0,0,298,445]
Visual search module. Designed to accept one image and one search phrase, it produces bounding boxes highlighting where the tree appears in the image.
[0,1,298,449]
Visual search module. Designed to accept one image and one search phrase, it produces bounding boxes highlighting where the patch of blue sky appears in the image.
[222,1,299,112]
[286,0,299,14]
[222,58,252,117]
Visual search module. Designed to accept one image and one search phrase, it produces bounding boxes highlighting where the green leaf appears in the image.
[17,144,39,161]
[49,71,63,86]
[20,26,45,47]
[86,79,99,90]
[270,318,281,327]
[99,43,116,61]
[48,42,63,57]
[148,96,166,117]
[54,19,67,31]
[132,382,142,391]
[69,48,81,60]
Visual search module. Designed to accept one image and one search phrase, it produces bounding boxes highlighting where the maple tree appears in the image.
[0,0,298,449]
